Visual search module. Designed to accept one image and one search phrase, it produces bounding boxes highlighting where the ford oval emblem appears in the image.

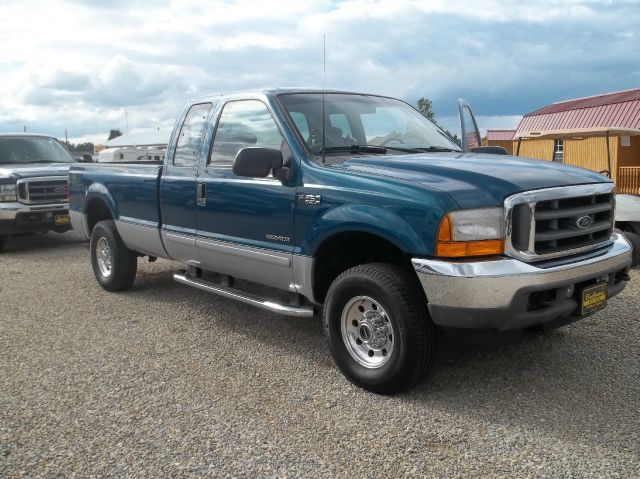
[575,215,593,229]
[54,186,67,194]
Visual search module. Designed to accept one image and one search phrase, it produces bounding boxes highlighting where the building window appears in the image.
[553,139,564,162]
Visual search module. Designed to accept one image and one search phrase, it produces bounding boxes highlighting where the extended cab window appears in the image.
[209,100,282,169]
[173,103,212,167]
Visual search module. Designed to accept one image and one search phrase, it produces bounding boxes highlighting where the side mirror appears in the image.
[471,146,508,155]
[233,147,283,178]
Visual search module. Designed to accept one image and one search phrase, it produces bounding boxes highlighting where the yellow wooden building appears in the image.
[510,88,640,195]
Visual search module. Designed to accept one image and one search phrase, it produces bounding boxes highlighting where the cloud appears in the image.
[0,0,638,143]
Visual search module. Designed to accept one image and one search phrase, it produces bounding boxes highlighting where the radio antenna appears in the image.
[321,33,326,164]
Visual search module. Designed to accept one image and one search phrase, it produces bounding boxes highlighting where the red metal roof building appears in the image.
[485,130,516,141]
[512,87,640,195]
[483,130,516,154]
[516,87,640,136]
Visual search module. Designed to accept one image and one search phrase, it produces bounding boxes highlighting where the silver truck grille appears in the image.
[17,176,68,205]
[505,183,616,262]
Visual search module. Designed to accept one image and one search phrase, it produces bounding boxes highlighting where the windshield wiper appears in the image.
[413,146,458,152]
[316,144,460,156]
[380,145,460,153]
[319,145,389,154]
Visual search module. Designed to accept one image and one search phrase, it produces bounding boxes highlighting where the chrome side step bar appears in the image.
[173,271,315,318]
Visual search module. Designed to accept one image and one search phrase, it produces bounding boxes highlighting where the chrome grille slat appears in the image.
[17,176,68,205]
[535,220,611,242]
[534,202,612,220]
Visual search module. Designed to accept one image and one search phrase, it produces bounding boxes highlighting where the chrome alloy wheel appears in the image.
[340,296,394,368]
[96,236,113,278]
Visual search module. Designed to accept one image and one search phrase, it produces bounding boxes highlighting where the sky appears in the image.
[0,0,639,144]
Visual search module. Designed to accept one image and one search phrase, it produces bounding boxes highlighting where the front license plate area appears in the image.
[580,281,608,315]
[54,214,70,226]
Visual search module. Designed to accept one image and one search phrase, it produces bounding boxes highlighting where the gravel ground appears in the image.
[1,231,639,478]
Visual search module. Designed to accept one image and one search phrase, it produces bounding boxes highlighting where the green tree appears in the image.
[416,97,462,147]
[416,97,435,122]
[62,141,94,152]
[108,129,123,140]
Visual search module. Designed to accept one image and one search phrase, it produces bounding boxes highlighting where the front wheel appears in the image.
[90,220,137,291]
[324,263,436,394]
[0,235,7,254]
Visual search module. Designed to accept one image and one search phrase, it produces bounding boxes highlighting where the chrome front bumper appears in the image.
[412,233,633,331]
[0,201,70,233]
[0,201,69,220]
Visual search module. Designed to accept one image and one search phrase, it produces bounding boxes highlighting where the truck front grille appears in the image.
[505,184,616,262]
[17,176,68,205]
[533,193,613,255]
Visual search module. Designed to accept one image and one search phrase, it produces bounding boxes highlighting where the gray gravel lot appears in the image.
[1,231,639,478]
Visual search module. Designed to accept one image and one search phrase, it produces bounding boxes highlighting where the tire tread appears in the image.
[324,262,436,394]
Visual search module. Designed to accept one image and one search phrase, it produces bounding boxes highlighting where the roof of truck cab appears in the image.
[189,88,395,101]
[0,133,57,138]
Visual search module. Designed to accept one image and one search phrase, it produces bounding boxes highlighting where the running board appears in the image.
[173,271,315,318]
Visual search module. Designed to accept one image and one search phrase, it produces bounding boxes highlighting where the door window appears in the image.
[209,100,283,169]
[173,103,212,167]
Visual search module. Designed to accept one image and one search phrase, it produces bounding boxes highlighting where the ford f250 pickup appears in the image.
[69,89,634,393]
[1,134,73,253]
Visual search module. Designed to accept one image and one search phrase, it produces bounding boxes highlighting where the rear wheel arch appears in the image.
[90,219,137,291]
[85,197,115,234]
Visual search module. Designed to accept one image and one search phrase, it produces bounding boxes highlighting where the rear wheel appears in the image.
[90,220,137,291]
[324,263,436,394]
[0,235,7,254]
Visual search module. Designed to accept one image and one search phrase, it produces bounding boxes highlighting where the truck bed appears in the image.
[69,162,163,232]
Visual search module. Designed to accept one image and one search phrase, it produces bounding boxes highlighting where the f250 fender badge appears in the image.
[266,234,291,243]
[298,194,321,205]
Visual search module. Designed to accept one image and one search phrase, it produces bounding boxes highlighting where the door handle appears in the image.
[196,182,206,206]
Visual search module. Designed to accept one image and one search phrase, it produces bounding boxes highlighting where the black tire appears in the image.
[0,235,7,254]
[323,263,436,394]
[90,220,137,292]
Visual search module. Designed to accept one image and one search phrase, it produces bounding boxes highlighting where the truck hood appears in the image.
[333,152,612,208]
[0,163,72,180]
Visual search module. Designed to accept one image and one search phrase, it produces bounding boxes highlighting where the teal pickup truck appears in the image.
[69,89,634,393]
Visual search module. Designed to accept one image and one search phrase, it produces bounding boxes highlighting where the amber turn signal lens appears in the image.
[435,214,504,257]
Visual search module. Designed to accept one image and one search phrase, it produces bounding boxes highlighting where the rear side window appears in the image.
[209,100,283,169]
[173,103,212,167]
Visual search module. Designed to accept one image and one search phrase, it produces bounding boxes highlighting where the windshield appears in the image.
[279,93,462,159]
[0,136,74,164]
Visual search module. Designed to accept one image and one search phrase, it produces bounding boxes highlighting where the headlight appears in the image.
[0,183,17,202]
[436,207,505,257]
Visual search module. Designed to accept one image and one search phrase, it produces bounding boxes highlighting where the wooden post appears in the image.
[605,131,612,179]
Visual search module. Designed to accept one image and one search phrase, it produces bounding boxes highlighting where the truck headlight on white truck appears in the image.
[0,183,17,202]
